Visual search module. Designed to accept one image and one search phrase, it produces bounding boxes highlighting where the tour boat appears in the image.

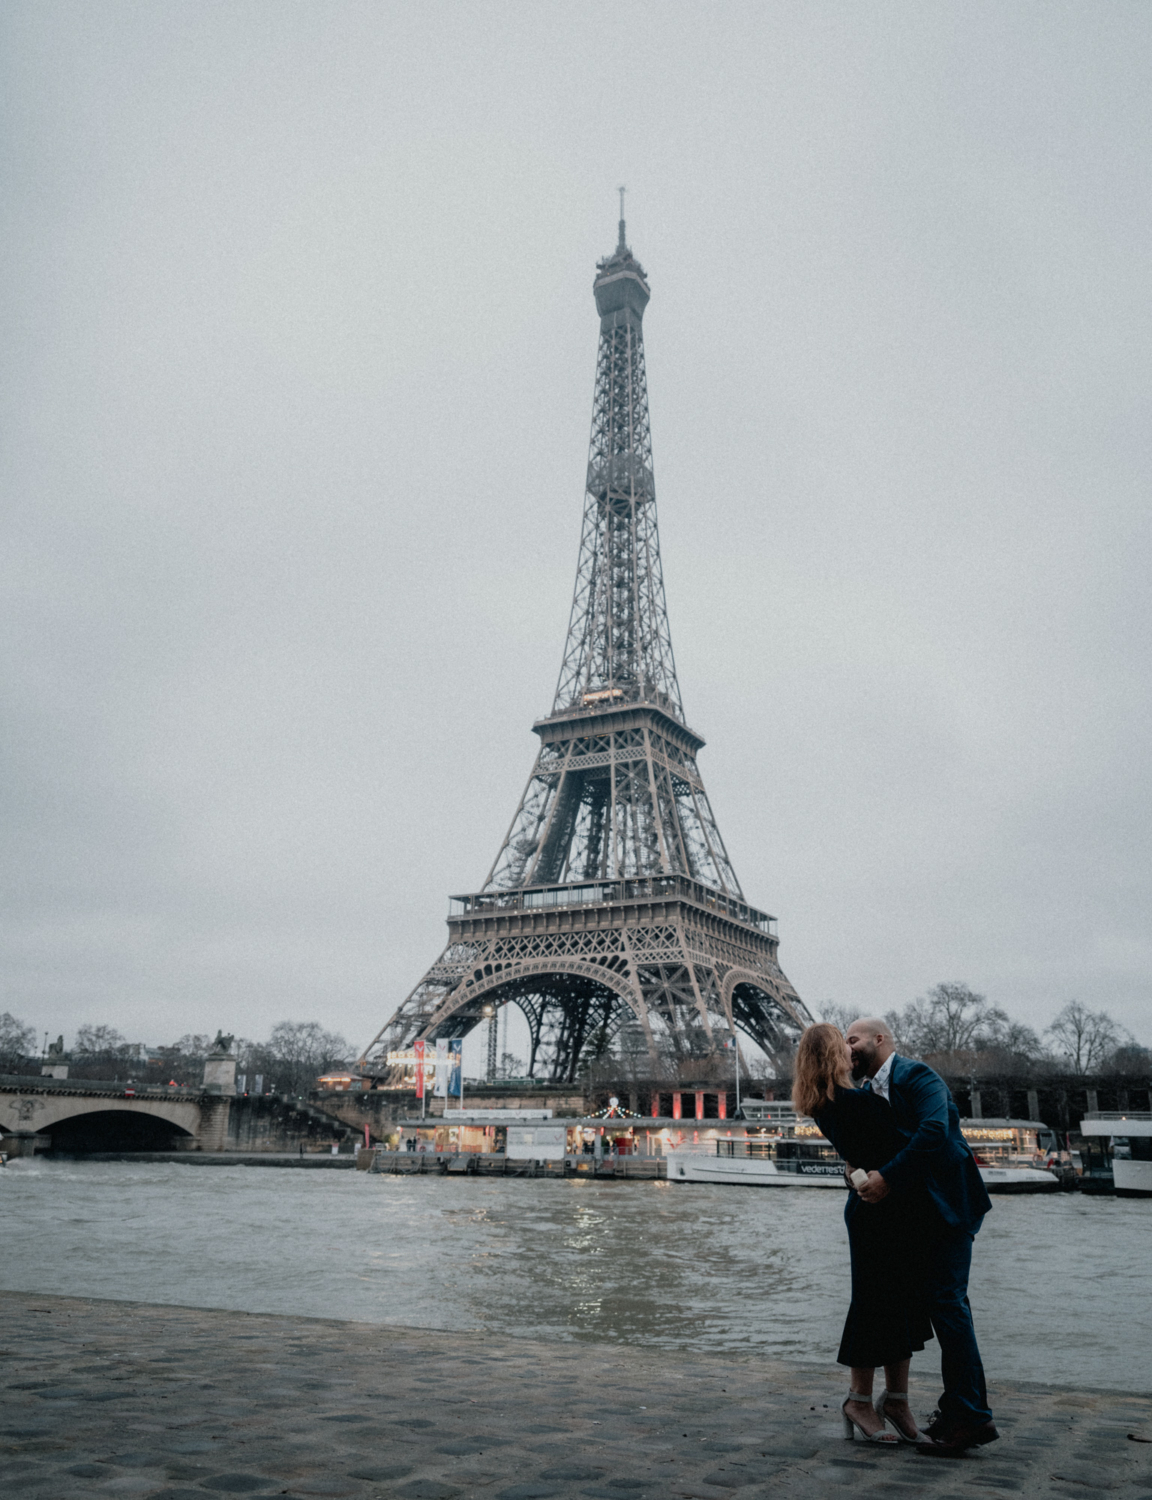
[665,1139,845,1186]
[1077,1113,1152,1197]
[959,1118,1061,1193]
[666,1108,1063,1192]
[665,1104,845,1187]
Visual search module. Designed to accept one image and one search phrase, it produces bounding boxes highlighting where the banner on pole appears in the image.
[448,1038,462,1098]
[433,1038,449,1097]
[414,1038,425,1100]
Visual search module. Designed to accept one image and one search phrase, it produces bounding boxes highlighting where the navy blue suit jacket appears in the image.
[878,1055,992,1232]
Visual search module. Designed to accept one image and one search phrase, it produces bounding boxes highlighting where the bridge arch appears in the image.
[1,1091,203,1153]
[44,1107,196,1154]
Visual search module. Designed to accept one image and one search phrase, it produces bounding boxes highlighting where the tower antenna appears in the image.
[617,185,626,251]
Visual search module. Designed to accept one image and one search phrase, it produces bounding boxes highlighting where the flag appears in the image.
[433,1038,449,1097]
[414,1038,425,1100]
[448,1038,462,1098]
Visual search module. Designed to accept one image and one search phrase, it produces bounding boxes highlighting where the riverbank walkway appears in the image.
[2,1290,1149,1500]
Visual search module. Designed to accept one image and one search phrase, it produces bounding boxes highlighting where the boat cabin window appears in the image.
[1113,1136,1152,1161]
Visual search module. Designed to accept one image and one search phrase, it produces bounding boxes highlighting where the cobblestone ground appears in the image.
[1,1291,1149,1500]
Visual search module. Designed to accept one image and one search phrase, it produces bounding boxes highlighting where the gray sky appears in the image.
[3,2,1150,1067]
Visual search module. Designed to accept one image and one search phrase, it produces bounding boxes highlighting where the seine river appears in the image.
[3,1160,1149,1392]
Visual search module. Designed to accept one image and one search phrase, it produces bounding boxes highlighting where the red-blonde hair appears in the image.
[792,1022,852,1118]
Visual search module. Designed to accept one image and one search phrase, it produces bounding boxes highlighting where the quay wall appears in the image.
[211,1094,358,1152]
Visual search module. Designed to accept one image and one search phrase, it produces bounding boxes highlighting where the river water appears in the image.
[3,1160,1148,1392]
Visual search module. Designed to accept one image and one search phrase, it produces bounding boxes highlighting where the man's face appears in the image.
[845,1023,881,1079]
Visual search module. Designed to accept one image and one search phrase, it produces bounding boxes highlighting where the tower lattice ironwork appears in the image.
[359,215,812,1084]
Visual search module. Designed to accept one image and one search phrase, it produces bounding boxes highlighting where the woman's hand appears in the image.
[856,1170,890,1203]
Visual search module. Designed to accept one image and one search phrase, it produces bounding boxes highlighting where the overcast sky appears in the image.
[3,2,1150,1068]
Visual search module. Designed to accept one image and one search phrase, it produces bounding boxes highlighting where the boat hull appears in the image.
[1114,1159,1152,1198]
[668,1154,1062,1194]
[666,1152,844,1187]
[978,1165,1059,1193]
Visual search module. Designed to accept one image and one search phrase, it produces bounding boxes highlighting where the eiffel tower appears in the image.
[359,210,812,1085]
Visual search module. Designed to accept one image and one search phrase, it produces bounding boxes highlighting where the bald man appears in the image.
[844,1017,997,1456]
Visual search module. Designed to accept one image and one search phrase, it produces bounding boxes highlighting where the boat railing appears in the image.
[1082,1111,1152,1122]
[716,1139,775,1158]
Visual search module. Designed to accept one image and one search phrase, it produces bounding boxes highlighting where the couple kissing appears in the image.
[793,1018,998,1456]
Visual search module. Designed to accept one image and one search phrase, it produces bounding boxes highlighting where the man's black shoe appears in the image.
[923,1410,947,1441]
[917,1419,1000,1457]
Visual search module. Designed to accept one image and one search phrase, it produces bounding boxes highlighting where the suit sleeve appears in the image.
[879,1064,950,1190]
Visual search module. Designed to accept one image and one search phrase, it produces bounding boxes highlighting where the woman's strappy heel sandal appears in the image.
[875,1388,921,1443]
[841,1391,900,1445]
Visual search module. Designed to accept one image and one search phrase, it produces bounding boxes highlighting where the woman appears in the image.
[793,1022,932,1445]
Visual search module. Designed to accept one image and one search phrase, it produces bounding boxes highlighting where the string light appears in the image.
[588,1094,642,1119]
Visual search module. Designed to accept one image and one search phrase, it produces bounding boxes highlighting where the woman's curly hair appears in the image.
[792,1022,852,1118]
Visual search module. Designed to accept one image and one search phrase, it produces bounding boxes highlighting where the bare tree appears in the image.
[1046,1002,1128,1075]
[1109,1042,1152,1076]
[889,983,1011,1067]
[74,1023,130,1056]
[70,1023,145,1080]
[816,1003,858,1033]
[145,1034,215,1086]
[977,1019,1044,1071]
[246,1021,351,1096]
[0,1012,37,1071]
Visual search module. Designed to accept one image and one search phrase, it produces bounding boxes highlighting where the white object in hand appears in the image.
[850,1168,869,1190]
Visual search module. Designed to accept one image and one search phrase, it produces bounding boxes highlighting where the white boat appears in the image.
[666,1106,847,1187]
[667,1110,1063,1193]
[973,1162,1061,1192]
[960,1119,1061,1193]
[1078,1112,1152,1197]
[666,1144,845,1186]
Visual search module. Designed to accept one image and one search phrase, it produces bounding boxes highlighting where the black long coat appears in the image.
[812,1085,935,1369]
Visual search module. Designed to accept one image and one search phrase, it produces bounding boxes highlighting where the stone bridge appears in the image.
[0,1077,356,1155]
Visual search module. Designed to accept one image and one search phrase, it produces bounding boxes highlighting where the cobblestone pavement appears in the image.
[1,1291,1149,1500]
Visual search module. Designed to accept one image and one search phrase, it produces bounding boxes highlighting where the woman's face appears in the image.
[839,1035,853,1073]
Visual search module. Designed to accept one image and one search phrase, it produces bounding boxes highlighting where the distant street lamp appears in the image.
[482,1002,498,1083]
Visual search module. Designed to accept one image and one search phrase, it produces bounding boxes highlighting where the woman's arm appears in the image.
[811,1101,855,1179]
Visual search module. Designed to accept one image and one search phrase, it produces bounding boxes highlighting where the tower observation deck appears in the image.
[359,216,811,1084]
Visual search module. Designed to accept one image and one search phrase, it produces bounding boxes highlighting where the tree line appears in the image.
[0,1015,351,1096]
[820,984,1148,1078]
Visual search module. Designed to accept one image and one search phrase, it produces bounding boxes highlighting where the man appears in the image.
[845,1016,998,1455]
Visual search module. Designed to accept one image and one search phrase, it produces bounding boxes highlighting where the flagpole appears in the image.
[735,1035,741,1117]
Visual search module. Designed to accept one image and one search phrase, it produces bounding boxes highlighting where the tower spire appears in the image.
[617,184,626,252]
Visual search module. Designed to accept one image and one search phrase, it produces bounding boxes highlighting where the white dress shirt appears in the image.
[869,1051,896,1101]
